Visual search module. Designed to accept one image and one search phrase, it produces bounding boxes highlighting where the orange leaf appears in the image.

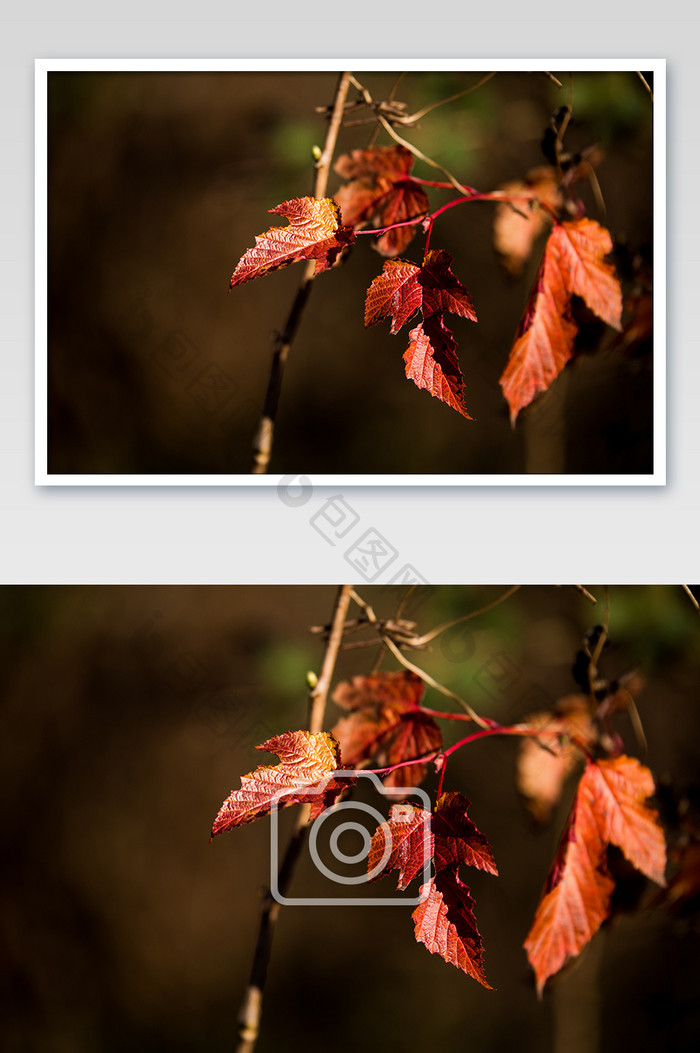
[517,695,597,824]
[524,756,666,995]
[334,145,429,257]
[500,218,623,424]
[404,318,473,420]
[589,755,667,885]
[413,869,492,988]
[229,196,355,288]
[210,730,353,837]
[331,671,441,791]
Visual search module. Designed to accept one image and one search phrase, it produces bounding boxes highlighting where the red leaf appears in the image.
[367,802,433,889]
[334,145,429,257]
[210,730,353,838]
[524,756,666,995]
[365,249,477,333]
[493,166,562,277]
[404,318,473,420]
[364,258,423,333]
[499,218,623,424]
[433,792,498,875]
[517,695,597,824]
[331,671,441,791]
[367,791,497,889]
[229,196,355,288]
[413,869,492,988]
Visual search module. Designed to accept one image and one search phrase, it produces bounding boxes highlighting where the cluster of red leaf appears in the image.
[369,792,498,987]
[212,672,666,996]
[364,250,477,417]
[228,143,628,426]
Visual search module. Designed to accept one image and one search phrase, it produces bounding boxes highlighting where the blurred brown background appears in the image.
[1,585,697,1052]
[46,71,654,475]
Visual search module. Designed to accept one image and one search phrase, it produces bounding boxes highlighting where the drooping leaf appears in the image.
[524,756,666,995]
[229,197,355,288]
[500,218,623,424]
[367,802,433,889]
[334,145,430,256]
[404,318,473,420]
[432,792,499,875]
[413,869,492,988]
[331,671,441,791]
[210,730,353,838]
[493,166,562,277]
[517,695,597,824]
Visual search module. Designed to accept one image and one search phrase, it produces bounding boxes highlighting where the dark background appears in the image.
[1,585,697,1052]
[46,70,654,475]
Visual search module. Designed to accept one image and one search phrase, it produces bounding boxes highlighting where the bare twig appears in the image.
[555,74,574,175]
[250,71,352,474]
[348,588,490,727]
[411,585,521,646]
[404,71,497,124]
[234,586,353,1052]
[542,71,563,88]
[636,71,654,102]
[587,586,610,700]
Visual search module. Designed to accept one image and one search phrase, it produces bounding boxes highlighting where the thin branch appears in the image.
[542,71,564,88]
[555,74,574,176]
[404,71,497,124]
[234,586,353,1053]
[587,586,610,700]
[636,71,654,102]
[411,585,521,646]
[250,71,352,475]
[376,113,474,197]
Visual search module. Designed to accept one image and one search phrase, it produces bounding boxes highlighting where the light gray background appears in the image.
[1,4,696,582]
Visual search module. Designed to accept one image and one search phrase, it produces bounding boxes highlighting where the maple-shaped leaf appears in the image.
[493,165,562,277]
[499,218,623,424]
[365,250,477,333]
[524,756,666,995]
[368,791,497,889]
[331,671,441,791]
[334,145,430,257]
[517,695,598,824]
[413,869,492,988]
[404,318,473,420]
[210,730,354,838]
[229,196,355,288]
[432,792,499,875]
